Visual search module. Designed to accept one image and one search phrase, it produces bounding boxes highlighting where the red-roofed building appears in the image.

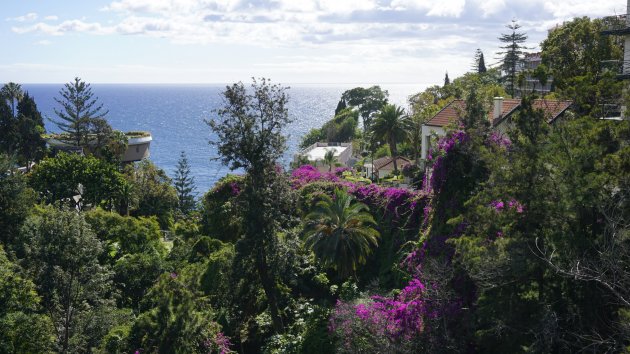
[420,97,572,160]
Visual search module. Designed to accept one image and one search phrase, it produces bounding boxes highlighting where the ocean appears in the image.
[22,83,423,193]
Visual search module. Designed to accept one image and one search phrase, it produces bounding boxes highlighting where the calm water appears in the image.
[23,83,423,193]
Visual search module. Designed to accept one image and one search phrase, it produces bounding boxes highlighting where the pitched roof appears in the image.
[373,156,412,171]
[425,98,572,128]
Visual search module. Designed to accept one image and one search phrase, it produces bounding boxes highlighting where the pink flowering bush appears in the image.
[330,278,430,352]
[204,332,234,354]
[490,198,524,213]
[423,130,468,195]
[487,131,512,149]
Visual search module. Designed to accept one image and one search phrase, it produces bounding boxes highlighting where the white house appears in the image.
[294,142,353,172]
[420,97,573,161]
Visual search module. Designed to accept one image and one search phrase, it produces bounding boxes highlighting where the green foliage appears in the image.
[299,108,359,149]
[1,82,23,117]
[173,151,197,215]
[52,77,110,148]
[208,78,297,334]
[498,20,529,97]
[371,104,410,172]
[208,78,291,172]
[0,154,37,249]
[323,149,338,172]
[541,16,623,116]
[98,324,131,354]
[340,86,389,131]
[128,273,221,354]
[124,159,178,229]
[0,88,47,167]
[0,245,55,354]
[302,189,380,279]
[201,174,244,242]
[114,252,165,309]
[18,207,114,353]
[30,152,126,210]
[200,243,235,307]
[15,92,46,167]
[84,208,166,258]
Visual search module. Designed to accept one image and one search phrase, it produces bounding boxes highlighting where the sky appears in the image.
[1,0,627,85]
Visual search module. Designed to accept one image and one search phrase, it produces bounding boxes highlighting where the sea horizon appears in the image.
[24,83,424,194]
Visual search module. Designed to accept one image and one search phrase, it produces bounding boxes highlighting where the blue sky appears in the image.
[1,0,626,85]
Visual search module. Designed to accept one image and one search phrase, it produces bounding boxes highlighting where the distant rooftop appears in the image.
[426,98,572,128]
[305,145,347,161]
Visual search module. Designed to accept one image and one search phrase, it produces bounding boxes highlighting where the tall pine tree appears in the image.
[173,151,197,215]
[498,20,528,97]
[53,77,109,148]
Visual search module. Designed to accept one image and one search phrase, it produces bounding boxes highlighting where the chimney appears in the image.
[493,97,504,120]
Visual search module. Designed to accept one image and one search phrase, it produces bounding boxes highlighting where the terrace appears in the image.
[45,131,152,163]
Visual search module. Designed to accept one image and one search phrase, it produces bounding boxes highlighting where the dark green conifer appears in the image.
[173,151,197,215]
[53,77,109,148]
[498,20,528,97]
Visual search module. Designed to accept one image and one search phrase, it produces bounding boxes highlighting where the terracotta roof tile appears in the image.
[426,98,572,128]
[373,156,412,170]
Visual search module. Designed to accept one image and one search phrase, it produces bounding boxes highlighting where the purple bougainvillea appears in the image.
[490,198,524,213]
[204,332,233,354]
[330,278,431,349]
[487,131,512,149]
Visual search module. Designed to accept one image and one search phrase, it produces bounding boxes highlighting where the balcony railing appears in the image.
[599,98,624,119]
[601,14,630,35]
[601,60,630,80]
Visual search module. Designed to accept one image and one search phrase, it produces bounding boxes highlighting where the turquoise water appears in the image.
[23,83,422,193]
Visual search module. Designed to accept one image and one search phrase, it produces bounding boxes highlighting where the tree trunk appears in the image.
[246,173,284,333]
[390,137,398,173]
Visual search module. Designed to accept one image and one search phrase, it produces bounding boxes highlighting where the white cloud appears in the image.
[9,0,628,84]
[13,20,111,36]
[541,0,624,19]
[6,12,38,22]
[471,0,506,17]
[34,39,52,45]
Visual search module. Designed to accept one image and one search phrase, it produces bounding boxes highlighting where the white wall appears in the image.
[420,125,445,160]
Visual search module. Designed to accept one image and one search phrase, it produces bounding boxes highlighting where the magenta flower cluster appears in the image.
[291,165,339,189]
[490,198,524,213]
[330,278,430,348]
[291,164,427,225]
[424,130,468,194]
[487,131,512,149]
[204,332,233,354]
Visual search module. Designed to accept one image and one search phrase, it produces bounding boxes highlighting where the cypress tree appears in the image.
[444,71,450,87]
[16,93,46,169]
[498,20,528,97]
[173,151,197,215]
[473,49,487,73]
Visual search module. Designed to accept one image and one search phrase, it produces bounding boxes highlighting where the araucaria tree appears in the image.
[53,77,109,148]
[173,151,197,215]
[207,77,293,332]
[498,20,528,97]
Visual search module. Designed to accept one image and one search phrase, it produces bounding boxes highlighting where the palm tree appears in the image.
[323,149,338,172]
[370,104,410,173]
[302,188,380,279]
[1,82,24,117]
